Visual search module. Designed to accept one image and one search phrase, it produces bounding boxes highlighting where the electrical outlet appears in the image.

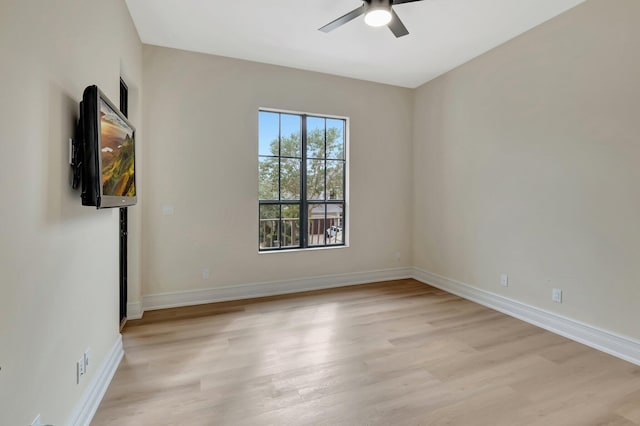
[202,269,210,280]
[500,274,508,287]
[77,357,85,384]
[395,251,401,261]
[30,414,42,426]
[84,349,91,372]
[552,288,563,303]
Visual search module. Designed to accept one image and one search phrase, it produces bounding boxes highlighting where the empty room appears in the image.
[1,0,639,425]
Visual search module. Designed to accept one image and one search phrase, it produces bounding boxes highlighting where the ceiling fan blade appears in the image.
[319,4,367,33]
[392,0,425,4]
[388,9,409,38]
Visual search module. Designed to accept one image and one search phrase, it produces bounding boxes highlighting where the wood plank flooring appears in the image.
[92,279,640,425]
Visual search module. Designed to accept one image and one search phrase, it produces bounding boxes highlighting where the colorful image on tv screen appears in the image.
[100,98,135,197]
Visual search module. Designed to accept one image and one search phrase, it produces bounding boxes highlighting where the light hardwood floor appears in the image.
[93,279,640,425]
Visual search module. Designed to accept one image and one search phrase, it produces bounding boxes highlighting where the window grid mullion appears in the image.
[278,114,282,203]
[278,115,282,247]
[301,115,308,248]
[323,118,328,247]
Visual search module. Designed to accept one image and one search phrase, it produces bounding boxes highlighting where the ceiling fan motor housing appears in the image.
[367,0,392,11]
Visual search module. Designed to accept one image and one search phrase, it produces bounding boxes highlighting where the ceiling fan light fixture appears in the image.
[364,8,392,27]
[319,0,414,37]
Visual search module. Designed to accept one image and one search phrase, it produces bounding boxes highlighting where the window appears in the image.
[259,110,347,251]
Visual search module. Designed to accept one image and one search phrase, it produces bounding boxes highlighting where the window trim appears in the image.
[258,107,349,252]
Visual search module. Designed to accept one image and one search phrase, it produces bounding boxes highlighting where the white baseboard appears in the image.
[127,301,143,320]
[130,265,640,367]
[67,335,124,426]
[143,267,413,311]
[411,268,640,367]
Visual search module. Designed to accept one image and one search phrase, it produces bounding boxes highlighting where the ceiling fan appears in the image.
[319,0,425,38]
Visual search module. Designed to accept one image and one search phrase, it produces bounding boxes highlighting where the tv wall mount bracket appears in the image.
[70,135,83,190]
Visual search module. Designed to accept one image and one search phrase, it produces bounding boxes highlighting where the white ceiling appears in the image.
[125,0,586,88]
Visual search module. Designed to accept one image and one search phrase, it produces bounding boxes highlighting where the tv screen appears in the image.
[99,98,135,198]
[80,85,137,209]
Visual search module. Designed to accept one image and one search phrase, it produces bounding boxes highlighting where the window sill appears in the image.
[258,244,349,255]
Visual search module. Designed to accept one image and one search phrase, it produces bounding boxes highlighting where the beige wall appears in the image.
[142,46,413,296]
[0,1,142,424]
[412,0,640,340]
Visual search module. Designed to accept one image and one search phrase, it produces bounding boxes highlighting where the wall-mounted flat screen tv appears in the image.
[79,85,137,208]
